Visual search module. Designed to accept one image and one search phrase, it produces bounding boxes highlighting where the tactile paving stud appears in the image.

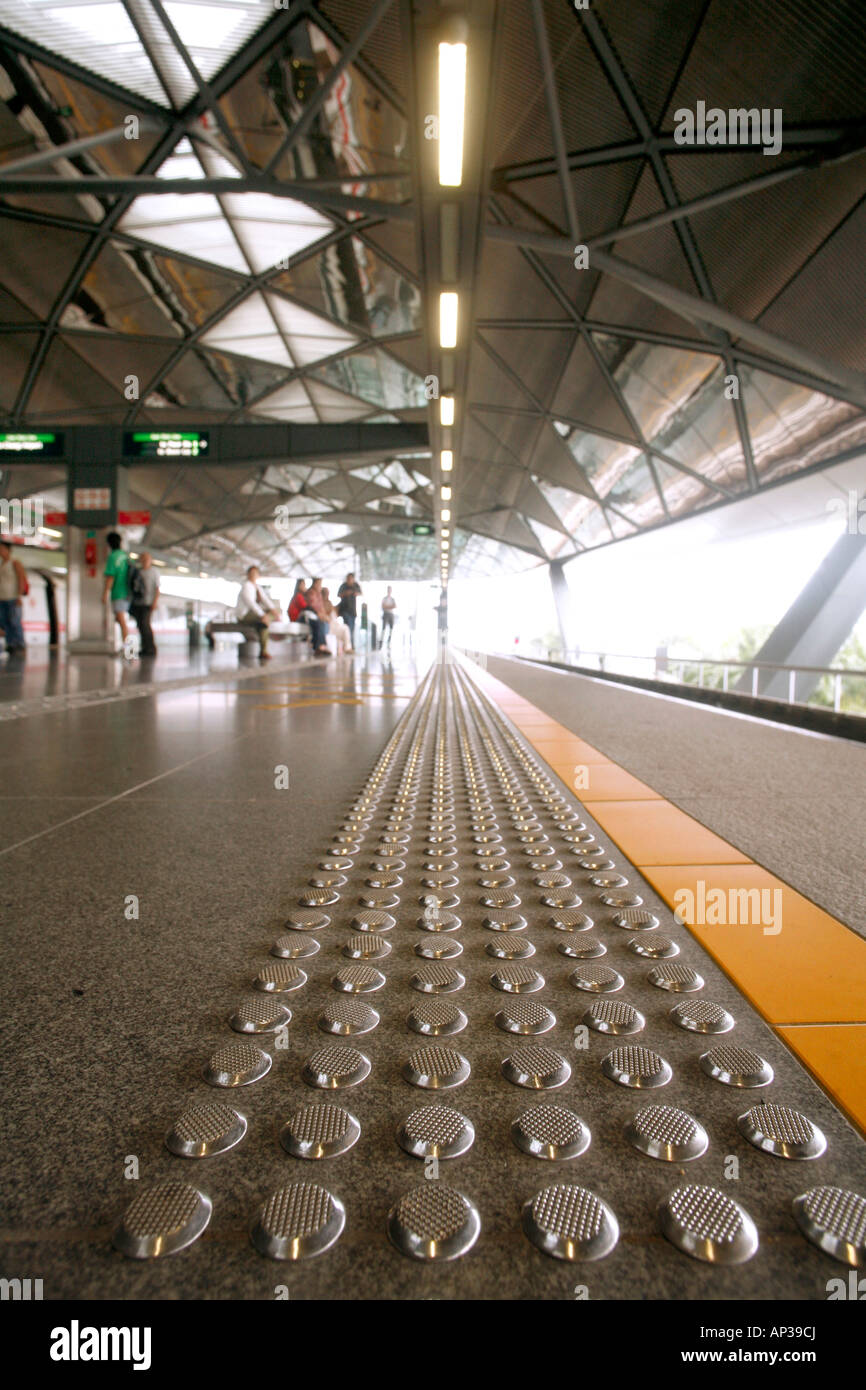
[486,936,536,959]
[371,857,405,873]
[648,963,704,993]
[495,998,556,1035]
[280,1104,361,1160]
[558,935,606,959]
[303,1045,370,1089]
[365,872,402,889]
[535,872,572,889]
[416,910,462,933]
[599,889,643,908]
[476,857,510,872]
[332,964,386,995]
[387,1185,481,1261]
[602,1045,672,1089]
[397,1106,475,1158]
[251,1182,346,1260]
[540,892,582,910]
[418,891,460,911]
[478,874,516,890]
[625,1105,708,1162]
[579,855,615,871]
[271,934,319,960]
[659,1185,758,1265]
[204,1043,272,1088]
[408,997,468,1036]
[548,907,594,932]
[479,891,522,910]
[792,1187,866,1267]
[738,1103,826,1160]
[490,963,545,994]
[351,908,395,933]
[343,933,391,960]
[320,857,352,871]
[113,1181,212,1259]
[523,844,557,858]
[284,909,330,933]
[627,934,679,959]
[483,911,527,932]
[583,1000,644,1034]
[570,963,624,994]
[358,891,400,909]
[700,1045,773,1088]
[591,873,629,889]
[308,872,347,889]
[415,936,463,960]
[522,1185,618,1261]
[318,997,379,1036]
[611,908,659,932]
[502,1044,570,1090]
[403,1044,471,1089]
[299,887,339,907]
[512,1105,591,1160]
[254,962,307,993]
[229,997,291,1034]
[670,999,735,1034]
[410,963,465,994]
[423,875,460,890]
[166,1101,247,1158]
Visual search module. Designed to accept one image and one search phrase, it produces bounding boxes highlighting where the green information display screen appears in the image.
[123,431,209,458]
[0,431,64,457]
[412,523,434,536]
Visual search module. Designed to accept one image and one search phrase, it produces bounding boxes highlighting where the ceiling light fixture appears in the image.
[438,42,467,186]
[440,396,455,426]
[441,449,453,472]
[439,291,458,347]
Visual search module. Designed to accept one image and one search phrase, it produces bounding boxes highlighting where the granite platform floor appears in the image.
[488,656,866,941]
[1,649,864,1301]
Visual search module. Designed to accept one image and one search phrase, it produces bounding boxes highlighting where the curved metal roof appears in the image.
[1,0,865,579]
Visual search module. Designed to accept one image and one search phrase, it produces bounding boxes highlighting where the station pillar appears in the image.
[65,461,128,654]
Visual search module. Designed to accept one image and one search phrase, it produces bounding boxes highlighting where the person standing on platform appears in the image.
[381,586,397,647]
[236,564,279,662]
[102,531,132,650]
[130,551,159,658]
[0,540,28,656]
[304,577,332,658]
[337,572,362,651]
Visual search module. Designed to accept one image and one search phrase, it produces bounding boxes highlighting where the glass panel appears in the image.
[603,453,665,526]
[573,506,612,550]
[201,292,291,366]
[272,236,421,338]
[311,347,426,410]
[740,366,865,484]
[251,379,317,421]
[0,1,168,104]
[268,294,358,366]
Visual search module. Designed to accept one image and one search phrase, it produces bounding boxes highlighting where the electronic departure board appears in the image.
[0,431,64,456]
[123,431,209,458]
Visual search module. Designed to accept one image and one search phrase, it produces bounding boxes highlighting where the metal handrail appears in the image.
[520,647,866,714]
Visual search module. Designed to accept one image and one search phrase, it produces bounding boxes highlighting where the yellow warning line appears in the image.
[464,659,866,1134]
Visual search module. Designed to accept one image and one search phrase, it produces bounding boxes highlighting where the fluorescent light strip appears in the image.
[441,449,453,472]
[441,508,451,521]
[440,396,455,426]
[438,43,467,186]
[439,292,458,348]
[440,486,451,500]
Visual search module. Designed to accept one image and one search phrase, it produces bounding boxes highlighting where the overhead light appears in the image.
[440,395,455,426]
[441,508,451,521]
[38,526,62,539]
[438,42,467,186]
[441,449,453,472]
[439,292,458,348]
[177,565,190,573]
[152,559,166,567]
[440,485,451,500]
[442,528,450,537]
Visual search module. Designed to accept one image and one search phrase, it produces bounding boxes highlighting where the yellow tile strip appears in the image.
[464,659,866,1134]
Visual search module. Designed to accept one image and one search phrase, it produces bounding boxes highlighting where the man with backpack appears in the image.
[0,540,29,656]
[129,551,159,658]
[102,530,133,651]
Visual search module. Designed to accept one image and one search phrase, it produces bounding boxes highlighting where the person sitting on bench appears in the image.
[236,565,279,661]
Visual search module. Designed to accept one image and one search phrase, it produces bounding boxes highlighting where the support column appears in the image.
[549,560,574,656]
[65,461,128,654]
[737,510,866,701]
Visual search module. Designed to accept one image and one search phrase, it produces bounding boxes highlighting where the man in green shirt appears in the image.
[102,530,131,648]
